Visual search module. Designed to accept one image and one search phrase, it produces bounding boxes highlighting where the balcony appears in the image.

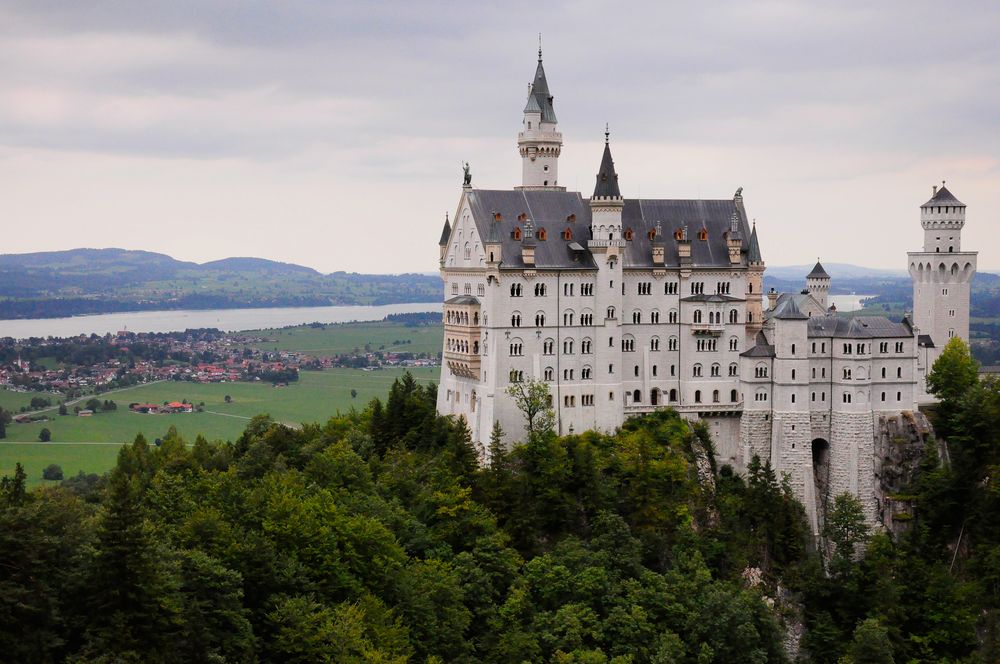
[690,322,725,335]
[444,350,480,379]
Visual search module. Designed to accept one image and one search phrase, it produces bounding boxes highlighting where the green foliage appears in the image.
[42,463,63,481]
[4,371,1000,662]
[506,378,556,439]
[38,427,51,442]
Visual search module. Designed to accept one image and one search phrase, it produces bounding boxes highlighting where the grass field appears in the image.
[246,321,443,356]
[0,366,438,486]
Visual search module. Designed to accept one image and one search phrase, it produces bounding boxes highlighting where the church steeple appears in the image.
[517,41,563,191]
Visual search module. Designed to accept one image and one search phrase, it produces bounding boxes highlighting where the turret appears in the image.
[516,43,563,190]
[806,260,830,309]
[438,212,452,265]
[746,220,765,335]
[588,129,624,247]
[920,183,965,253]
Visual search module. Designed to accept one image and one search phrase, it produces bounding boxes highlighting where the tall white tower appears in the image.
[806,260,831,310]
[908,183,977,362]
[516,45,563,190]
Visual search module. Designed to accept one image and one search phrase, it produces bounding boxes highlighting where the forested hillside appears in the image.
[0,248,440,318]
[1,345,999,662]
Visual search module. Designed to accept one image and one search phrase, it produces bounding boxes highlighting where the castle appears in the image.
[435,49,976,534]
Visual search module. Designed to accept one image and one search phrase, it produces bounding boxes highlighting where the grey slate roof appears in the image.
[807,261,830,279]
[741,331,775,358]
[807,315,913,339]
[463,188,753,271]
[438,215,451,246]
[771,297,809,320]
[444,295,480,305]
[918,334,935,348]
[747,223,762,263]
[681,294,744,303]
[921,184,964,208]
[526,57,557,124]
[593,140,622,198]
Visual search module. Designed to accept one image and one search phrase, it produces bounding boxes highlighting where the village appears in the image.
[0,323,439,406]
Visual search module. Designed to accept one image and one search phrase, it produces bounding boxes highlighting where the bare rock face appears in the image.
[873,410,935,536]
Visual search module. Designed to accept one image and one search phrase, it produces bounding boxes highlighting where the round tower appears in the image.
[516,44,563,190]
[806,260,830,310]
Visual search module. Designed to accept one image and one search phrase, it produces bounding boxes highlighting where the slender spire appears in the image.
[592,130,621,198]
[747,221,763,264]
[526,45,556,123]
[438,212,451,246]
[538,33,542,61]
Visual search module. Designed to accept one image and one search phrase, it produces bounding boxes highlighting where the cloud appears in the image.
[0,0,998,272]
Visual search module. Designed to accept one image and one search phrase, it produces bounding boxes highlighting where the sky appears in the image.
[1,0,998,274]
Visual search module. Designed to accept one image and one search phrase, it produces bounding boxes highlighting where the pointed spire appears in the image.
[807,260,830,279]
[747,221,762,264]
[592,129,621,198]
[527,45,556,124]
[438,212,451,246]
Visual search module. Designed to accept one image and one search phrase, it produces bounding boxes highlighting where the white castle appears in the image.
[436,49,976,533]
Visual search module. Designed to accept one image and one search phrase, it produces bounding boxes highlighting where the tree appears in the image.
[224,395,232,403]
[824,492,869,573]
[41,464,63,481]
[38,428,51,442]
[505,379,555,439]
[351,389,358,399]
[927,337,979,408]
[841,618,895,663]
[58,402,67,416]
[0,418,5,440]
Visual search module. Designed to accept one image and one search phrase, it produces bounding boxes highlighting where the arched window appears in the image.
[729,362,738,376]
[544,367,554,381]
[563,310,575,326]
[563,338,574,354]
[669,388,678,402]
[729,336,739,351]
[650,310,660,324]
[607,306,616,319]
[511,312,521,327]
[632,388,641,402]
[695,390,702,403]
[711,363,720,377]
[694,310,703,324]
[581,338,592,354]
[712,389,720,403]
[731,389,739,402]
[537,228,547,241]
[650,336,660,351]
[729,309,738,324]
[632,310,642,324]
[693,364,703,377]
[582,365,592,379]
[535,312,545,327]
[668,336,678,351]
[543,338,554,355]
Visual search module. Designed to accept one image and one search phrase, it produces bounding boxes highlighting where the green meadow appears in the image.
[246,321,443,356]
[0,366,438,486]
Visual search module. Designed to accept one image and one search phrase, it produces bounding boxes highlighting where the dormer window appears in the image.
[698,228,708,241]
[567,213,576,223]
[537,228,547,241]
[562,228,573,240]
[518,212,528,222]
[623,228,633,241]
[494,212,502,222]
[513,227,522,241]
[648,229,656,240]
[674,229,683,240]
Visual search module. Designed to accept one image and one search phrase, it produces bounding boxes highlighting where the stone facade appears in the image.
[436,49,974,537]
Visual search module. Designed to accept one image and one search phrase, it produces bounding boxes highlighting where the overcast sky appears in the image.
[1,1,997,274]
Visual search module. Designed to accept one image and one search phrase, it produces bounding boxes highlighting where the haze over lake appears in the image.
[0,303,440,339]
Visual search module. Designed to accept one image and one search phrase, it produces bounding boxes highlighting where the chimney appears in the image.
[767,288,778,311]
[932,185,938,196]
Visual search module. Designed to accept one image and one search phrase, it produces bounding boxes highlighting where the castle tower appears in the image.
[516,44,563,190]
[588,132,626,432]
[907,183,977,366]
[745,222,765,339]
[806,260,831,310]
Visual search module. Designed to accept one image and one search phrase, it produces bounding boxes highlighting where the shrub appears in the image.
[42,464,63,481]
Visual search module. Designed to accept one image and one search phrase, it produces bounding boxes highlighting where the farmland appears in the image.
[245,320,443,356]
[0,366,438,486]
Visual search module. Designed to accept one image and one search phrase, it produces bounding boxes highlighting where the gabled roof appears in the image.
[921,184,964,208]
[461,189,752,270]
[807,260,830,279]
[741,332,775,358]
[807,315,913,339]
[681,294,744,303]
[438,214,451,246]
[771,297,809,320]
[593,139,622,199]
[445,295,480,305]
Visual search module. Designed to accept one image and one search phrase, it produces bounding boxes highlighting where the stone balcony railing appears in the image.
[690,322,725,335]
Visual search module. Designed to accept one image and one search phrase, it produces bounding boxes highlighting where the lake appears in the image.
[0,302,441,339]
